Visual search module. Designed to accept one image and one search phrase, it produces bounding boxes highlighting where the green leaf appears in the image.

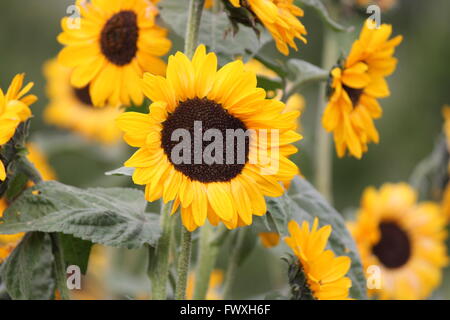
[264,176,367,300]
[159,0,271,62]
[297,0,350,32]
[59,234,92,275]
[0,181,161,249]
[286,59,329,85]
[105,166,135,177]
[1,232,55,300]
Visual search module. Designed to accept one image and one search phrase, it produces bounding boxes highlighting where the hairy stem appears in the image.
[175,227,193,300]
[222,228,248,299]
[314,28,338,203]
[150,202,173,300]
[50,233,70,300]
[184,0,205,58]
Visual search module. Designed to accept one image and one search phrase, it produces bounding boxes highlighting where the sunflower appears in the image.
[348,183,448,300]
[322,21,402,158]
[44,59,123,145]
[117,45,301,231]
[259,232,280,248]
[186,270,223,300]
[229,0,307,56]
[355,0,398,12]
[285,218,352,300]
[0,144,54,263]
[0,74,37,181]
[57,0,171,107]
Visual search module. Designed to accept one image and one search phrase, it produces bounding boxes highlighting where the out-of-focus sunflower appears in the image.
[0,144,55,263]
[57,0,171,107]
[323,21,402,158]
[259,232,280,248]
[440,106,450,221]
[229,0,307,55]
[348,183,448,300]
[117,45,301,231]
[44,59,123,145]
[0,74,37,181]
[186,270,223,300]
[285,218,352,300]
[355,0,398,12]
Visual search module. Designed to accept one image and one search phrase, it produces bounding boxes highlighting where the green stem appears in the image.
[184,0,205,58]
[50,233,70,300]
[175,227,193,300]
[222,228,247,300]
[192,224,227,299]
[313,28,338,203]
[150,202,173,300]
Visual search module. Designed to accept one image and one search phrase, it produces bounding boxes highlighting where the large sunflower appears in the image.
[229,0,307,55]
[348,183,448,300]
[0,144,55,263]
[117,45,301,231]
[57,0,171,107]
[44,59,123,145]
[323,21,402,158]
[0,74,37,181]
[285,218,352,300]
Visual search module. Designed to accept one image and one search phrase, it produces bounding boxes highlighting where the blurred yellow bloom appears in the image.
[57,0,171,107]
[44,59,123,145]
[230,0,307,55]
[285,218,352,300]
[0,74,37,181]
[186,270,224,300]
[348,183,448,300]
[259,232,280,248]
[323,21,402,158]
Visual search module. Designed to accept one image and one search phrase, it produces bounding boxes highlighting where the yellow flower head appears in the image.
[230,0,307,55]
[0,74,37,181]
[349,183,448,300]
[44,59,123,145]
[259,231,280,248]
[322,21,402,158]
[186,270,223,300]
[285,218,352,300]
[57,0,171,107]
[0,144,54,262]
[117,45,301,231]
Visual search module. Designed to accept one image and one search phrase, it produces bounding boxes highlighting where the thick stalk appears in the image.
[313,28,338,203]
[184,0,206,58]
[50,233,70,300]
[222,228,248,300]
[192,224,227,299]
[150,202,173,300]
[175,228,193,300]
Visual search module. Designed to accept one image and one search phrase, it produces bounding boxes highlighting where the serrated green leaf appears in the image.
[159,0,271,62]
[261,176,367,299]
[105,166,135,177]
[0,181,161,249]
[297,0,350,32]
[60,234,92,275]
[1,232,55,300]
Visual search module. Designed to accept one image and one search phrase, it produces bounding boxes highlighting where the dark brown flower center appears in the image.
[372,221,412,269]
[161,98,249,183]
[100,10,138,66]
[343,85,363,107]
[73,85,93,107]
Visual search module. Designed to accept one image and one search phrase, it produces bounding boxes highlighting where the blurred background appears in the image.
[1,0,449,299]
